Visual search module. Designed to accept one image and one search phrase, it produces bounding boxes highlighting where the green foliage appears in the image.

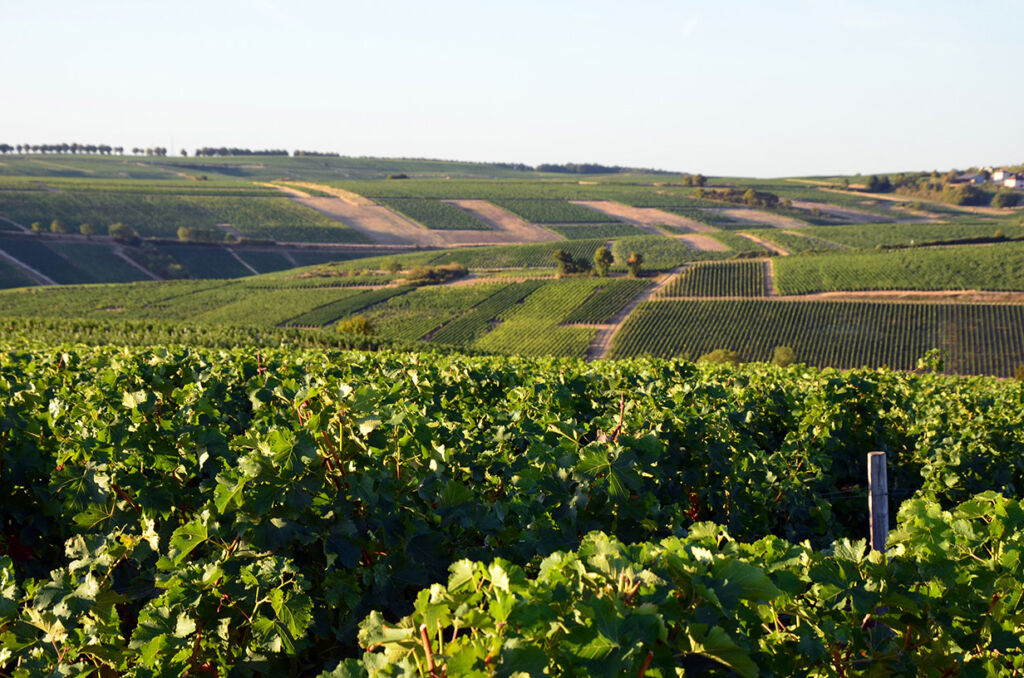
[699,348,744,365]
[1016,365,1024,382]
[360,497,1024,676]
[285,286,412,327]
[48,218,66,234]
[627,251,644,277]
[4,346,1024,674]
[428,281,544,345]
[334,314,375,335]
[402,263,468,286]
[593,245,614,277]
[772,345,796,366]
[492,199,620,223]
[78,222,94,236]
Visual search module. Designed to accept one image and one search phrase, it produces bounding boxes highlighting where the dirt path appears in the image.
[586,267,683,361]
[735,232,790,255]
[112,245,160,280]
[275,182,374,205]
[294,197,564,247]
[571,200,718,234]
[259,182,311,198]
[0,216,30,233]
[0,246,57,285]
[764,259,776,296]
[678,234,729,251]
[227,249,259,275]
[706,208,809,229]
[444,200,562,243]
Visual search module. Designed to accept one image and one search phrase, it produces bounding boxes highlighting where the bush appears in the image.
[404,263,468,286]
[992,190,1019,208]
[335,314,374,335]
[772,345,796,367]
[698,349,743,365]
[1015,365,1024,382]
[108,222,140,245]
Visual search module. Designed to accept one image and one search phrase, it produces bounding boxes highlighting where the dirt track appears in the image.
[790,200,889,223]
[295,197,563,247]
[735,232,789,255]
[571,200,717,234]
[585,267,683,361]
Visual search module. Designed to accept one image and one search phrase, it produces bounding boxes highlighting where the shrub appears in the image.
[698,349,743,365]
[335,314,374,335]
[772,345,796,367]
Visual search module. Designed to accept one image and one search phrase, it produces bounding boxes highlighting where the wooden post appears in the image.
[868,452,889,552]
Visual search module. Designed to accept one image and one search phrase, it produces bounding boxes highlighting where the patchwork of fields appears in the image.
[0,154,1023,377]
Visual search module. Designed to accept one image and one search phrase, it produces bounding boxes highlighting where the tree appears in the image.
[772,345,796,367]
[177,227,192,242]
[593,246,614,277]
[49,219,67,234]
[335,314,375,335]
[109,222,140,245]
[992,190,1019,208]
[79,223,95,237]
[1016,365,1024,382]
[693,173,707,187]
[30,222,43,233]
[382,258,402,274]
[553,249,576,277]
[626,251,644,278]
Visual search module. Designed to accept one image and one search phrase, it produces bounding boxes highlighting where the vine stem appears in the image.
[420,624,441,678]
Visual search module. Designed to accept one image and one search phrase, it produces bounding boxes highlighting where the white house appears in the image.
[1005,175,1023,189]
[993,169,1007,182]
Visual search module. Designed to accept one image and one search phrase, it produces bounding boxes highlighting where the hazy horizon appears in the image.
[4,0,1022,177]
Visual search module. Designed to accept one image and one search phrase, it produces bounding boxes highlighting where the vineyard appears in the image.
[427,281,546,345]
[367,282,511,342]
[373,198,492,230]
[491,198,622,223]
[283,286,413,327]
[562,278,651,324]
[3,346,1024,675]
[661,260,767,297]
[610,297,1024,376]
[774,242,1024,294]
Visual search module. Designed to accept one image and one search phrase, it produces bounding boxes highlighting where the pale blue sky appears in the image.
[3,1,1022,176]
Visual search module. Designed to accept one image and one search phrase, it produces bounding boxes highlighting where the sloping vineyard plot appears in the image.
[610,298,1024,376]
[661,260,766,297]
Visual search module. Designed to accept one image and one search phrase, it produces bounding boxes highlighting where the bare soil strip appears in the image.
[227,249,260,275]
[571,200,718,234]
[294,197,563,247]
[677,234,728,251]
[764,259,776,296]
[706,208,808,229]
[586,267,683,361]
[735,232,789,255]
[444,200,562,244]
[259,182,311,198]
[275,182,374,206]
[0,246,57,285]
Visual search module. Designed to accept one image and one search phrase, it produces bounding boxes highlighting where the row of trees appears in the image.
[552,247,644,278]
[695,187,780,208]
[191,148,288,157]
[0,144,124,155]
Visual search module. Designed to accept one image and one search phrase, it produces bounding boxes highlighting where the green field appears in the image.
[374,197,492,230]
[610,298,1024,376]
[774,242,1024,294]
[662,260,767,297]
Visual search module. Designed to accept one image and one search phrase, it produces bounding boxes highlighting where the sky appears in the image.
[2,0,1022,176]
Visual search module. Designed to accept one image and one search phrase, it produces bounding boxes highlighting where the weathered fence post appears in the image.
[868,451,888,552]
